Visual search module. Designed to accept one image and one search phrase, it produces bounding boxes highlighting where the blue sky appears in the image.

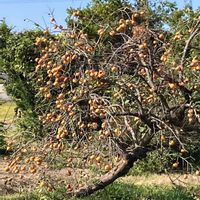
[0,0,199,32]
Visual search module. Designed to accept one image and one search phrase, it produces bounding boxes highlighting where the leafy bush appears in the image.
[0,101,6,154]
[0,123,6,154]
[129,150,170,175]
[0,22,45,137]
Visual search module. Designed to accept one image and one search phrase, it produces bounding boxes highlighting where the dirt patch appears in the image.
[0,158,46,195]
[0,159,89,195]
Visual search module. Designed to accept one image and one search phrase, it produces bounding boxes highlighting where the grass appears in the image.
[0,182,198,200]
[0,101,16,155]
[0,101,16,124]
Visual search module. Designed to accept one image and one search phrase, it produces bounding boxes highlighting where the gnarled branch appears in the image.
[71,146,147,197]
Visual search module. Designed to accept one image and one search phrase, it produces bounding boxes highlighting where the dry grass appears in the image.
[0,102,16,124]
[119,173,200,187]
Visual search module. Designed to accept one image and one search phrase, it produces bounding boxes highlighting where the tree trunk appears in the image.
[72,146,148,197]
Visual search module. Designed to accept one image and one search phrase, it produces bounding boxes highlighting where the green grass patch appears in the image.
[0,182,197,200]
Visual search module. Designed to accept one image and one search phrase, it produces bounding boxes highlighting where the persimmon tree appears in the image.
[4,0,200,197]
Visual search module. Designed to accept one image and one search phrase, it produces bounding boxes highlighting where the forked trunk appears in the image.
[72,146,148,197]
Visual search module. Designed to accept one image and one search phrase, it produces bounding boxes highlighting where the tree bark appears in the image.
[72,146,148,197]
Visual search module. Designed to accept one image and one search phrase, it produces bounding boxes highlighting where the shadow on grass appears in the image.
[77,183,194,200]
[0,182,195,200]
